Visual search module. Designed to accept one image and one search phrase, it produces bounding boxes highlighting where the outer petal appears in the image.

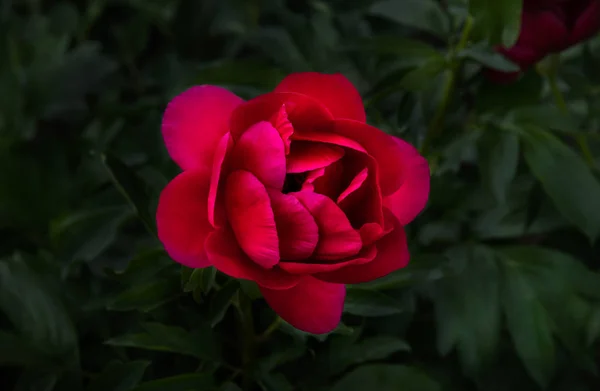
[205,228,300,289]
[316,210,409,284]
[331,119,413,196]
[156,169,214,268]
[260,276,346,334]
[230,121,286,189]
[225,170,279,269]
[293,191,362,261]
[383,137,431,225]
[162,86,243,170]
[269,191,319,260]
[286,142,345,173]
[230,92,333,141]
[274,72,366,122]
[570,0,600,44]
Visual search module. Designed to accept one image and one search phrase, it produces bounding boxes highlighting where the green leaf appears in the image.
[370,0,450,39]
[209,280,240,327]
[344,36,441,59]
[328,336,411,375]
[344,289,406,316]
[100,153,156,236]
[511,104,584,133]
[332,365,440,391]
[13,369,58,391]
[459,46,520,72]
[86,361,150,391]
[521,128,600,241]
[0,254,78,366]
[500,261,556,388]
[133,374,215,391]
[105,322,220,362]
[0,330,47,366]
[221,383,242,391]
[478,129,519,204]
[469,0,523,46]
[397,58,449,92]
[107,279,181,312]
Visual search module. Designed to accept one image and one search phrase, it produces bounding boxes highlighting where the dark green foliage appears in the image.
[1,0,600,390]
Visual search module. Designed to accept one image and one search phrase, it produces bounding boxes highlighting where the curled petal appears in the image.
[230,92,333,141]
[230,121,286,189]
[269,191,319,261]
[260,276,346,334]
[208,133,232,227]
[205,228,299,289]
[225,170,279,269]
[316,210,409,284]
[156,169,214,268]
[162,85,243,170]
[287,142,345,173]
[293,191,362,261]
[270,105,294,154]
[279,246,376,274]
[274,72,366,122]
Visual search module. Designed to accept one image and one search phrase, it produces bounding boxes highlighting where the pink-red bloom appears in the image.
[488,0,600,82]
[156,72,430,334]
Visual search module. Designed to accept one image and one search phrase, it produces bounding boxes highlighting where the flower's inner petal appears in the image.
[225,170,280,269]
[229,121,286,190]
[269,190,319,260]
[208,133,232,228]
[269,105,294,154]
[286,141,345,173]
[292,191,362,261]
[279,245,376,274]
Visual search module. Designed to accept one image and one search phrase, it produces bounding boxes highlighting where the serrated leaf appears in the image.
[86,360,150,391]
[521,128,600,241]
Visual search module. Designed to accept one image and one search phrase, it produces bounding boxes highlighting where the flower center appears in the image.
[282,173,307,194]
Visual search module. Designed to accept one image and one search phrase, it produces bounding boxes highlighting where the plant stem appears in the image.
[421,15,473,155]
[235,292,255,391]
[257,316,282,342]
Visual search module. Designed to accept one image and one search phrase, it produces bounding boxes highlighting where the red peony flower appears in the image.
[156,72,430,334]
[488,0,600,82]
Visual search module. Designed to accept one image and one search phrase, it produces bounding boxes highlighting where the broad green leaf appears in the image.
[344,289,406,316]
[521,128,600,240]
[332,365,440,391]
[500,261,555,388]
[328,336,411,375]
[355,255,445,290]
[0,330,47,367]
[107,279,181,312]
[469,0,523,46]
[344,36,442,59]
[259,373,294,391]
[459,46,520,72]
[0,254,78,366]
[133,374,215,391]
[13,369,58,391]
[105,322,220,362]
[86,361,150,391]
[109,249,174,285]
[478,129,519,204]
[100,153,156,236]
[398,58,449,92]
[511,104,584,133]
[370,0,449,39]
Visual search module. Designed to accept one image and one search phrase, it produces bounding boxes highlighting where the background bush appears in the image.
[1,0,600,390]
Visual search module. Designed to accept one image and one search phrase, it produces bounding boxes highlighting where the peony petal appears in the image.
[230,121,286,189]
[301,167,326,192]
[156,169,214,268]
[570,0,600,44]
[230,92,333,141]
[279,245,376,274]
[331,119,418,196]
[274,72,366,122]
[225,170,280,268]
[316,210,409,284]
[270,105,294,154]
[260,276,346,334]
[293,191,362,261]
[287,142,345,173]
[292,130,366,153]
[269,191,319,260]
[162,85,243,170]
[205,228,300,290]
[383,137,430,225]
[337,167,368,204]
[208,133,233,228]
